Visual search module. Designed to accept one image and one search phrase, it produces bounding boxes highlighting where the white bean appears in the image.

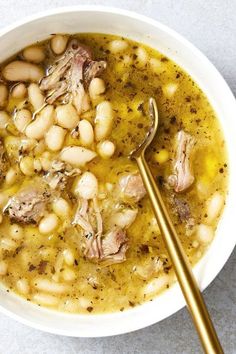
[0,84,8,108]
[206,192,224,223]
[28,83,45,111]
[33,158,42,172]
[0,111,10,129]
[40,152,51,170]
[61,299,80,312]
[19,249,31,269]
[52,252,64,282]
[136,47,148,66]
[19,156,35,176]
[40,152,52,171]
[1,238,17,250]
[196,180,208,198]
[163,83,178,98]
[33,292,59,306]
[2,61,44,82]
[45,125,66,151]
[52,198,70,218]
[110,209,138,229]
[143,274,169,296]
[78,297,92,309]
[16,278,30,294]
[62,268,76,282]
[150,58,162,74]
[122,55,132,65]
[14,109,32,132]
[196,224,214,243]
[33,278,68,294]
[0,260,8,275]
[74,172,98,199]
[89,78,106,99]
[11,83,27,99]
[106,183,114,192]
[97,140,115,159]
[109,40,128,53]
[39,247,56,260]
[192,240,199,248]
[63,249,75,266]
[51,35,68,55]
[78,92,90,114]
[60,146,97,167]
[56,103,79,129]
[25,105,54,139]
[95,101,114,141]
[23,46,45,63]
[39,213,59,234]
[78,119,94,146]
[5,167,18,185]
[9,224,23,240]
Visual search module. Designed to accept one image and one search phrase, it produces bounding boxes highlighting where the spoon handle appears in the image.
[136,153,224,354]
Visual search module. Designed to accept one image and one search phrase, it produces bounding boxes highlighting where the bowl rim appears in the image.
[0,5,235,337]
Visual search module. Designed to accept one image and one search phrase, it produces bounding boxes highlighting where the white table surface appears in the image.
[0,1,235,353]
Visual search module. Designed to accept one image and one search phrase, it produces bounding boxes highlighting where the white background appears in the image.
[0,1,235,353]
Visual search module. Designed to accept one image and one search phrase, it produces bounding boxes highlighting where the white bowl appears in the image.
[0,6,235,337]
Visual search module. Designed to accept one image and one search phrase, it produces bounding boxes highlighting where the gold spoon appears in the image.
[131,97,223,354]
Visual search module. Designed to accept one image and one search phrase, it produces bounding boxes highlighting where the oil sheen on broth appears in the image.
[0,34,228,314]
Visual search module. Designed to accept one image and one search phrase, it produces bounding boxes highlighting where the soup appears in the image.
[0,34,228,313]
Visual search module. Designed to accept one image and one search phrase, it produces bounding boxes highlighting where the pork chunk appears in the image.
[119,173,146,202]
[96,227,128,265]
[40,39,106,112]
[84,227,128,265]
[73,197,129,265]
[5,186,50,224]
[45,160,81,190]
[102,243,128,264]
[102,227,127,258]
[168,130,195,192]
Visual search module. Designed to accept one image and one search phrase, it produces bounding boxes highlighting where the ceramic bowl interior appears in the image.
[0,6,235,337]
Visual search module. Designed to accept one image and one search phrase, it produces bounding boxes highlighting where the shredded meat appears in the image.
[45,160,81,190]
[101,228,128,261]
[102,228,126,256]
[73,198,102,259]
[85,227,128,265]
[119,173,146,202]
[73,199,128,264]
[168,130,195,192]
[40,39,106,113]
[101,243,128,265]
[0,138,9,183]
[72,198,95,236]
[134,256,163,280]
[5,185,50,224]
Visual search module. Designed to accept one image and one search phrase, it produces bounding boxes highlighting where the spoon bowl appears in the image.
[130,98,159,159]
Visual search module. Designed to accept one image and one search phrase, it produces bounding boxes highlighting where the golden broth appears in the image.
[0,34,228,313]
